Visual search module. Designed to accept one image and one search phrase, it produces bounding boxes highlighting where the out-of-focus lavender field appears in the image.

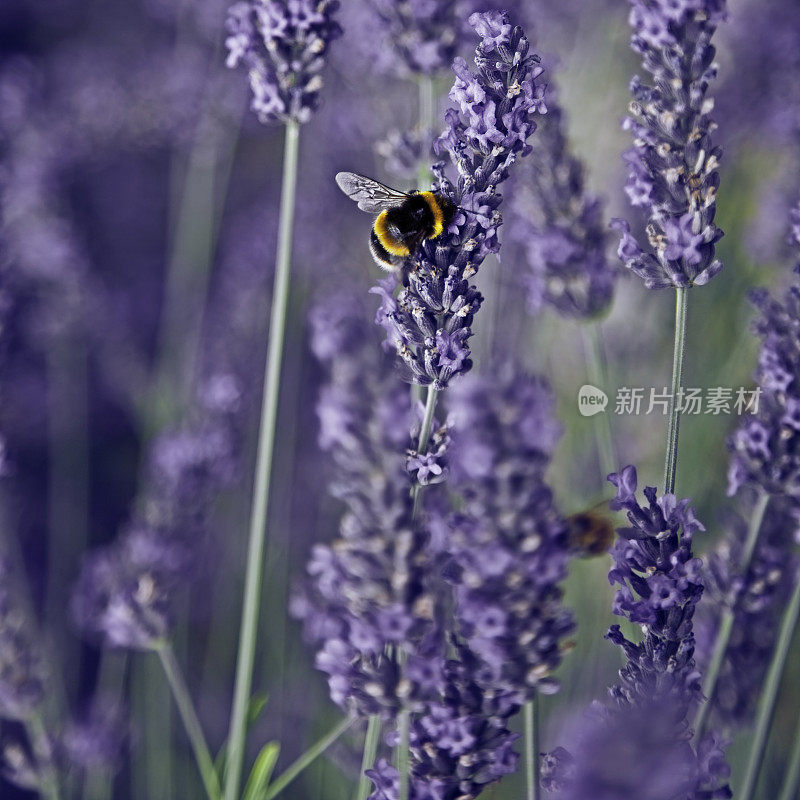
[2,0,800,798]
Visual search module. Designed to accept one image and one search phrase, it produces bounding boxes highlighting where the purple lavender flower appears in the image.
[727,272,800,498]
[0,556,47,723]
[507,78,616,319]
[612,0,726,288]
[696,498,800,730]
[373,11,545,388]
[59,695,128,775]
[293,292,439,718]
[716,0,800,147]
[0,550,59,795]
[72,384,239,649]
[546,699,730,800]
[225,0,341,125]
[444,366,574,700]
[366,647,519,800]
[364,0,464,77]
[606,465,705,716]
[544,466,730,800]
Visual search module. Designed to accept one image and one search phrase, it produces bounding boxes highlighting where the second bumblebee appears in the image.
[335,171,456,271]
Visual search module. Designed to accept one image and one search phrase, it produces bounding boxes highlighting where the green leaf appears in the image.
[242,742,281,800]
[246,692,270,730]
[214,694,270,782]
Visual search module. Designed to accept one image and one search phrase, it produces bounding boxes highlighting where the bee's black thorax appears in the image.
[370,191,457,271]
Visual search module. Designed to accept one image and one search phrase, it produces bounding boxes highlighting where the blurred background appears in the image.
[1,0,798,797]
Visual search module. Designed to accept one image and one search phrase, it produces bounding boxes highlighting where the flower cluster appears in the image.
[367,0,464,77]
[0,549,55,794]
[613,0,727,288]
[366,646,519,800]
[72,380,239,650]
[444,366,574,699]
[545,698,730,800]
[541,466,731,800]
[696,498,800,730]
[373,11,545,388]
[225,0,342,125]
[727,272,800,499]
[507,80,616,319]
[605,465,705,717]
[293,292,440,718]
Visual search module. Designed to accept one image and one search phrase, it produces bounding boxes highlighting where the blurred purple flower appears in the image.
[507,77,616,319]
[613,0,726,288]
[444,366,573,700]
[72,387,239,649]
[696,498,800,730]
[546,699,730,800]
[727,268,800,499]
[364,0,465,77]
[225,0,341,125]
[294,291,440,718]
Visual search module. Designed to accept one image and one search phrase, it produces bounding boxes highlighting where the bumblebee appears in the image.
[567,507,616,557]
[335,171,456,271]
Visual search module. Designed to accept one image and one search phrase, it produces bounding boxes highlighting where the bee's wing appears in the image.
[335,172,409,213]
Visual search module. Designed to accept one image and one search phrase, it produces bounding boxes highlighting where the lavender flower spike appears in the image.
[225,0,341,125]
[445,366,573,700]
[612,0,727,289]
[367,0,463,77]
[696,498,800,731]
[727,268,800,500]
[606,465,705,717]
[374,11,545,388]
[508,77,616,319]
[293,293,440,719]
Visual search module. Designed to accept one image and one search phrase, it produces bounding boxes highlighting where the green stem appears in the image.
[694,490,770,741]
[224,119,301,800]
[778,710,800,800]
[581,323,617,482]
[263,716,355,799]
[354,716,382,800]
[663,287,688,495]
[411,384,439,517]
[524,698,540,800]
[157,643,221,800]
[27,716,61,800]
[739,567,800,800]
[397,711,410,800]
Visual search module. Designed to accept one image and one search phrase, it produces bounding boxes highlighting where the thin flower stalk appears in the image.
[223,4,340,791]
[156,642,221,800]
[694,490,770,741]
[739,571,800,800]
[224,118,299,800]
[778,712,800,800]
[664,285,688,494]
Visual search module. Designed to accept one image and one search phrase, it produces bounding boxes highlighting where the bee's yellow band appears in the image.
[374,210,410,256]
[420,191,444,238]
